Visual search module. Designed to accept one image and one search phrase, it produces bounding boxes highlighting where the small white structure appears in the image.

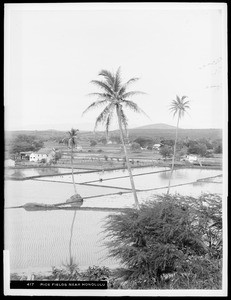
[5,159,15,167]
[153,144,161,150]
[185,154,198,163]
[75,145,83,152]
[30,148,55,162]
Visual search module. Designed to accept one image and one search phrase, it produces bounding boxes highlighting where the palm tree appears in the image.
[62,128,79,194]
[167,95,190,194]
[63,128,82,264]
[83,68,147,209]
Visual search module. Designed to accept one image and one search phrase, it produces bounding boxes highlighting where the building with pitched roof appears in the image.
[30,148,55,162]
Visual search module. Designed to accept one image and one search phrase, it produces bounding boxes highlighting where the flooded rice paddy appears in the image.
[4,166,223,273]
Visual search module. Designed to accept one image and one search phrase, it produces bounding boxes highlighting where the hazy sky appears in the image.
[4,3,227,131]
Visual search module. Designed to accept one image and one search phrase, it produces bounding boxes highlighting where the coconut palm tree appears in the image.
[62,128,79,194]
[167,95,190,194]
[63,128,82,264]
[83,68,147,209]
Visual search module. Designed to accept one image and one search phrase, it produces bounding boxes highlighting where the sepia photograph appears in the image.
[4,2,227,296]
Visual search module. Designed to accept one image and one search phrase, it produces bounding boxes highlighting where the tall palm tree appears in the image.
[83,68,147,209]
[167,95,190,194]
[62,128,80,264]
[63,128,79,194]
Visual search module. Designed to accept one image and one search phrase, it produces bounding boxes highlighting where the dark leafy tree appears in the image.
[103,193,222,289]
[130,142,141,152]
[10,135,44,154]
[133,137,154,148]
[188,142,207,156]
[90,140,97,147]
[159,145,173,159]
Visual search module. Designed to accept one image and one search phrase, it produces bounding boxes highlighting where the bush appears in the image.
[159,145,173,159]
[49,263,81,281]
[81,266,111,281]
[130,142,141,152]
[11,264,112,283]
[103,193,222,289]
[188,142,207,157]
[133,137,154,148]
[90,140,97,147]
[214,144,222,154]
[98,137,107,145]
[54,151,62,162]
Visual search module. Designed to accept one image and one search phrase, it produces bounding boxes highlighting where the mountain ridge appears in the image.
[132,123,178,130]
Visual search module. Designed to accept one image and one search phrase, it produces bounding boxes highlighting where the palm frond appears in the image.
[122,91,146,98]
[120,107,128,134]
[98,69,114,87]
[82,99,109,115]
[118,77,140,96]
[87,92,112,99]
[68,128,79,137]
[94,103,115,131]
[68,138,77,148]
[176,95,181,103]
[169,96,190,119]
[90,80,114,95]
[62,137,69,145]
[123,100,150,119]
[105,110,114,137]
[113,67,122,92]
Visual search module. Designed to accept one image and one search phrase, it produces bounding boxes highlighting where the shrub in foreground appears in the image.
[103,193,222,289]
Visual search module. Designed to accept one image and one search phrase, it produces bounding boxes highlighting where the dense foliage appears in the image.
[103,193,222,289]
[11,265,111,282]
[9,134,44,154]
[159,145,173,158]
[133,137,154,148]
[90,139,97,147]
[130,142,141,152]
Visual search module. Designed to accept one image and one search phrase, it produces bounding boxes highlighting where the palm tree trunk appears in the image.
[69,145,77,265]
[71,146,77,194]
[167,114,180,194]
[116,105,140,209]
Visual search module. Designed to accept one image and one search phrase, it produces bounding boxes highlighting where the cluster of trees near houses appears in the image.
[8,134,44,156]
[7,131,222,160]
[128,136,222,157]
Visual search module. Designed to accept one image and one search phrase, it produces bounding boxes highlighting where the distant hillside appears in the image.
[126,128,222,141]
[5,127,222,146]
[5,129,93,143]
[133,123,177,130]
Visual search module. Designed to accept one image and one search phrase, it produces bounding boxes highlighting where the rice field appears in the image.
[4,166,223,274]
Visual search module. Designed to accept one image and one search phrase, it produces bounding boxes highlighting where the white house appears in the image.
[30,148,55,162]
[5,159,15,167]
[185,154,198,163]
[75,145,83,152]
[153,144,161,151]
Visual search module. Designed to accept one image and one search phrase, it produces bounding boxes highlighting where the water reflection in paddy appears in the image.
[5,167,90,178]
[34,166,170,184]
[34,168,221,192]
[4,166,223,273]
